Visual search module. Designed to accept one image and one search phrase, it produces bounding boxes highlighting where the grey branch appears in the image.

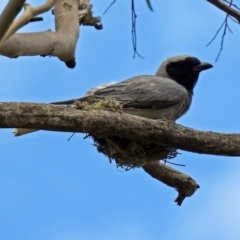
[0,0,25,43]
[207,0,240,23]
[0,0,101,68]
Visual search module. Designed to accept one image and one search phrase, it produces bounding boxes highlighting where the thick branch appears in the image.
[207,0,240,22]
[0,102,240,156]
[0,31,69,58]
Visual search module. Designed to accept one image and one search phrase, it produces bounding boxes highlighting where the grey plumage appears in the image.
[89,75,191,120]
[14,55,212,136]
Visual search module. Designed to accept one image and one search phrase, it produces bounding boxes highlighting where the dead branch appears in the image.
[142,162,199,206]
[207,0,240,23]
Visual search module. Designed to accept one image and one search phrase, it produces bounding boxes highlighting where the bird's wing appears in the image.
[50,96,90,105]
[50,83,116,105]
[94,75,188,109]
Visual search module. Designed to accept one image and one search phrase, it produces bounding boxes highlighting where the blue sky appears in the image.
[1,0,240,239]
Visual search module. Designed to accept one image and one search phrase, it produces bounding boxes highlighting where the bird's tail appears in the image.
[13,128,38,137]
[13,82,116,137]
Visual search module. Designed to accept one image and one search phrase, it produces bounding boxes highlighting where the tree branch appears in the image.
[0,0,79,67]
[0,102,204,205]
[0,0,101,68]
[0,102,240,156]
[207,0,240,23]
[0,0,25,43]
[2,0,56,42]
[142,162,199,206]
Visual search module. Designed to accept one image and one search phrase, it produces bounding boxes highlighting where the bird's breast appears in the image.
[123,98,191,121]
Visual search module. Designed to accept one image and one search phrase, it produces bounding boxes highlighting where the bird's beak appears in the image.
[193,62,213,72]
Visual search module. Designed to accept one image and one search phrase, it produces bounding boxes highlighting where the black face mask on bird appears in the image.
[160,57,213,92]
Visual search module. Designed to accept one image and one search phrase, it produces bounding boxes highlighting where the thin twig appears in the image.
[207,0,234,61]
[226,22,233,33]
[103,0,116,15]
[29,16,43,22]
[223,0,240,10]
[67,132,75,141]
[164,161,186,167]
[131,0,144,58]
[228,15,239,23]
[207,19,226,47]
[215,16,229,61]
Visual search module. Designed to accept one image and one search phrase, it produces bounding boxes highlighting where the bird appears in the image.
[14,55,213,136]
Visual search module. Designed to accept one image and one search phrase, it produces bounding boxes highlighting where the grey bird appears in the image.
[14,55,213,136]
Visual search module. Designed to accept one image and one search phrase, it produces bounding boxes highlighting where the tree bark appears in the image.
[1,102,239,156]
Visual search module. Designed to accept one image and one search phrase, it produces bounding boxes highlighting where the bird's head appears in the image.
[156,55,213,92]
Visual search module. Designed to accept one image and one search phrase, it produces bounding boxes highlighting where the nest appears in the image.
[76,99,178,169]
[90,134,178,170]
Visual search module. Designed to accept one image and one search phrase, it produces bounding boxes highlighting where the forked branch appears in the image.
[0,0,102,68]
